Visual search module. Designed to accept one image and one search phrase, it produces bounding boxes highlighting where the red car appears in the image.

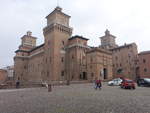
[120,78,135,89]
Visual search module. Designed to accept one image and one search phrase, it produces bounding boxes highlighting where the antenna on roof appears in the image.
[57,0,59,7]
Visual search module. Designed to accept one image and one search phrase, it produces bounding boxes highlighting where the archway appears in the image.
[103,68,107,79]
[83,72,87,80]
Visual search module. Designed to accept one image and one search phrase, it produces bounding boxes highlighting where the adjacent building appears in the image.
[137,51,150,78]
[111,43,138,80]
[5,66,14,80]
[0,69,7,83]
[100,29,138,80]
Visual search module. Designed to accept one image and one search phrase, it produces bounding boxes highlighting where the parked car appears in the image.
[108,78,122,86]
[120,78,135,89]
[137,78,150,87]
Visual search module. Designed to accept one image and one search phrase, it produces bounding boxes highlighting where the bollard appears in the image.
[48,84,52,92]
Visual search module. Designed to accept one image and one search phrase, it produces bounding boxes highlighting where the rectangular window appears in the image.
[144,68,147,72]
[115,56,118,60]
[120,64,122,67]
[90,57,93,62]
[24,66,27,69]
[90,65,92,69]
[72,55,74,59]
[62,41,64,45]
[143,59,146,63]
[47,71,49,77]
[61,57,64,62]
[61,71,64,76]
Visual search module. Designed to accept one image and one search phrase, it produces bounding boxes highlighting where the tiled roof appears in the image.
[68,35,89,41]
[111,43,135,51]
[87,47,112,55]
[138,51,150,55]
[15,44,44,53]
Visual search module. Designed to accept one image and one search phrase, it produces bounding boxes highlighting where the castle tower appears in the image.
[100,29,118,49]
[14,31,37,82]
[43,7,72,81]
[18,31,37,51]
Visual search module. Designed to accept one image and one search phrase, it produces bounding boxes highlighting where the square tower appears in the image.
[43,7,72,81]
[100,29,118,49]
[21,31,37,48]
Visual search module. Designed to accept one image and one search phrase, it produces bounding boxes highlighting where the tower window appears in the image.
[72,55,74,59]
[144,68,147,72]
[115,56,118,60]
[72,75,74,79]
[90,65,92,69]
[24,66,27,69]
[47,71,49,77]
[62,41,64,45]
[120,63,122,67]
[50,57,51,63]
[116,64,118,67]
[61,57,64,62]
[143,59,146,63]
[61,71,64,76]
[90,57,93,62]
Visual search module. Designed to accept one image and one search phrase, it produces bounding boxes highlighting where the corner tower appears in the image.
[100,29,118,49]
[18,31,37,52]
[14,31,37,82]
[43,7,72,81]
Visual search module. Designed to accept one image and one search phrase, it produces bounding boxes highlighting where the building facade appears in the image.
[87,48,113,81]
[137,51,150,78]
[100,30,138,80]
[4,66,14,80]
[14,7,113,84]
[14,6,140,84]
[111,43,138,80]
[0,69,7,84]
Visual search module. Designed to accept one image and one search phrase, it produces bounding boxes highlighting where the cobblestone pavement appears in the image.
[0,83,150,113]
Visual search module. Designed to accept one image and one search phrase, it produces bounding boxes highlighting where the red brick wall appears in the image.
[138,53,150,78]
[0,69,7,83]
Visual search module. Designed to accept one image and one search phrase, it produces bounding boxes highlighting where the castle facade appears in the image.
[14,7,138,84]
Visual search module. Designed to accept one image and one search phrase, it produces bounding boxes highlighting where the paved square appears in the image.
[0,83,150,113]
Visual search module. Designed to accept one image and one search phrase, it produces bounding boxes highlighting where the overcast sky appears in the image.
[0,0,150,68]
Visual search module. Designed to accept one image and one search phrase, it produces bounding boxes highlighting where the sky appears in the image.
[0,0,150,68]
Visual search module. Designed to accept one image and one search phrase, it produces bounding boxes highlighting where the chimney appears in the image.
[27,31,32,36]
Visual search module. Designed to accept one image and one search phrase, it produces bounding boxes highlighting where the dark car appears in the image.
[137,78,150,87]
[120,78,135,89]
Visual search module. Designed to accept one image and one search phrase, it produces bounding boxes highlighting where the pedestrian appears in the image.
[95,79,102,90]
[16,78,20,88]
[98,79,102,89]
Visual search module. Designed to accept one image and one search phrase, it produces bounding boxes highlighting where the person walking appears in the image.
[93,78,97,89]
[95,79,102,90]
